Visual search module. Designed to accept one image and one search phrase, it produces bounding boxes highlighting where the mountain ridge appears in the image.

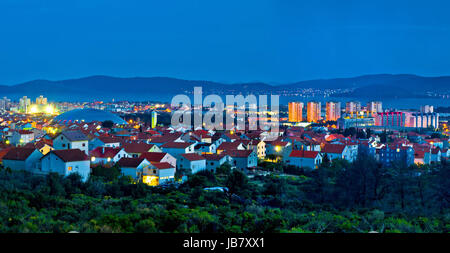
[1,74,448,101]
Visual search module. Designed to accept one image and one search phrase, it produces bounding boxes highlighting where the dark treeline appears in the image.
[0,157,449,233]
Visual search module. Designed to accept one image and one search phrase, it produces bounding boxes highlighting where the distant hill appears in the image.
[0,74,448,101]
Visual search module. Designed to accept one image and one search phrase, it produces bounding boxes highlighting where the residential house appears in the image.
[321,144,352,162]
[247,140,266,159]
[24,140,54,155]
[216,141,245,154]
[140,152,176,168]
[89,136,121,150]
[379,145,415,167]
[90,147,129,165]
[10,130,34,146]
[265,140,292,158]
[194,142,216,154]
[2,147,43,172]
[0,147,12,165]
[223,150,257,170]
[142,162,176,186]
[40,149,91,181]
[161,141,195,160]
[53,130,89,155]
[430,148,441,164]
[122,142,161,158]
[178,153,206,174]
[117,157,151,180]
[203,153,231,172]
[284,150,322,169]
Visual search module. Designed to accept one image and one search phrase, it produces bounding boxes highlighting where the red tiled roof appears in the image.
[181,153,206,161]
[140,152,168,162]
[161,141,192,149]
[192,130,210,137]
[321,144,346,154]
[325,134,345,142]
[145,130,161,135]
[150,133,182,143]
[99,136,121,144]
[50,149,89,162]
[289,150,320,159]
[223,150,254,158]
[17,130,33,135]
[268,140,289,147]
[90,147,123,158]
[122,143,155,153]
[117,157,147,168]
[0,147,12,162]
[2,147,36,161]
[223,132,239,139]
[136,132,152,140]
[202,153,226,161]
[151,162,174,169]
[3,148,36,161]
[217,142,243,151]
[414,150,426,158]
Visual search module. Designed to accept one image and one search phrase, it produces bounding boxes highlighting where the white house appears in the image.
[321,144,352,162]
[178,153,206,174]
[161,141,195,159]
[430,148,441,164]
[143,162,176,186]
[265,140,292,158]
[10,130,34,146]
[53,130,89,155]
[223,150,258,170]
[89,136,121,150]
[247,140,266,159]
[202,154,231,172]
[139,152,177,168]
[90,147,129,165]
[2,147,43,172]
[194,142,217,154]
[122,142,162,158]
[40,149,91,181]
[117,157,151,180]
[442,148,450,159]
[284,150,322,169]
[217,142,246,154]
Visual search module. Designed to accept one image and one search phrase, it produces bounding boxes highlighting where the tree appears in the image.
[225,170,248,194]
[216,163,232,176]
[101,120,114,129]
[90,165,122,182]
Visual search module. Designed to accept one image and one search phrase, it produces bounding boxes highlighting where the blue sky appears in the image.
[1,0,449,84]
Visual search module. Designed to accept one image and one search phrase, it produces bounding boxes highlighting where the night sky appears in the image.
[1,0,449,84]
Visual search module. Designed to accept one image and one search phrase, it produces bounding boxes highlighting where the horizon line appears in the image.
[2,73,450,87]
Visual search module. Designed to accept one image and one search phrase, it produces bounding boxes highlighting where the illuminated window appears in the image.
[68,166,72,171]
[143,175,159,186]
